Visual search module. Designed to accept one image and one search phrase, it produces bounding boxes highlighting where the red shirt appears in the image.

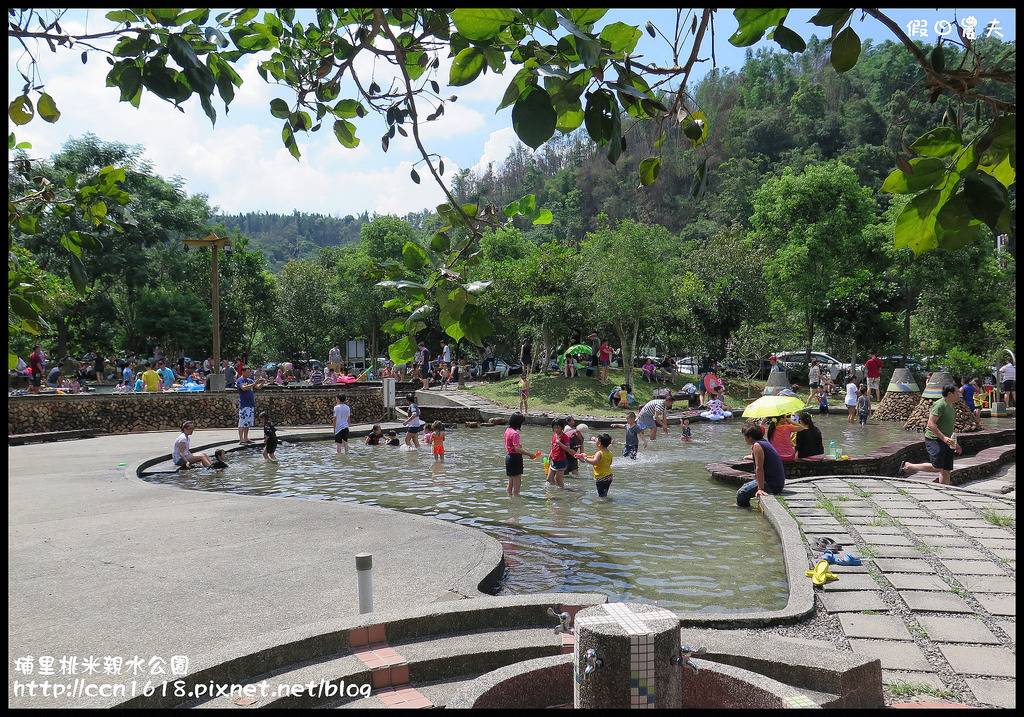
[865,356,882,378]
[29,351,44,376]
[550,432,571,461]
[598,345,612,361]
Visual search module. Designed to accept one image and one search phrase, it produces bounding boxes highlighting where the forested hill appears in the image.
[215,210,370,270]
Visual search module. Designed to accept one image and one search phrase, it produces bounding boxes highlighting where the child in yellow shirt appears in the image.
[575,433,614,497]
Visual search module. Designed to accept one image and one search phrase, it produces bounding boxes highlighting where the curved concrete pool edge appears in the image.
[7,429,503,708]
[11,426,947,707]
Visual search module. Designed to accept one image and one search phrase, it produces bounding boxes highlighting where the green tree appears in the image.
[11,135,214,355]
[579,218,674,386]
[751,161,877,361]
[9,9,1014,363]
[273,259,334,361]
[673,226,769,363]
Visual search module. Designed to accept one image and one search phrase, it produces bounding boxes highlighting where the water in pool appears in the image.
[146,417,1001,613]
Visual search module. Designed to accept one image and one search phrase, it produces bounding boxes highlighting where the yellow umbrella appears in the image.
[742,394,806,419]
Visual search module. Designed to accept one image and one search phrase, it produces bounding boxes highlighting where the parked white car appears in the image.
[675,356,700,375]
[773,351,863,381]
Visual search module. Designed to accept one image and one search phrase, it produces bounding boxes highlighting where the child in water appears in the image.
[386,430,401,446]
[503,412,538,496]
[431,420,446,461]
[210,449,229,470]
[623,411,647,459]
[403,393,422,448]
[518,375,530,415]
[546,418,572,489]
[816,387,829,415]
[364,424,384,445]
[680,417,692,441]
[857,386,871,426]
[576,433,615,497]
[260,411,278,461]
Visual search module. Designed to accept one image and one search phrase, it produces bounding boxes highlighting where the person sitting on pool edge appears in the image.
[172,420,212,469]
[735,423,785,507]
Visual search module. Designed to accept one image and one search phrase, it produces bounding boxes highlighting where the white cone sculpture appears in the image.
[903,371,981,432]
[762,370,791,396]
[874,368,921,422]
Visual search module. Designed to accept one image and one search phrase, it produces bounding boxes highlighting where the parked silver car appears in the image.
[773,351,863,381]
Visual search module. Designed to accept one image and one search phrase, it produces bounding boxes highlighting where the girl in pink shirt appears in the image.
[504,412,538,496]
[767,416,798,462]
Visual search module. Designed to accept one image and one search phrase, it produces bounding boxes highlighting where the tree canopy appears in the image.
[8,8,1016,362]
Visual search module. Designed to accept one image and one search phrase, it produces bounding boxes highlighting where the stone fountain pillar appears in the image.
[573,603,686,709]
[762,370,790,396]
[873,368,920,422]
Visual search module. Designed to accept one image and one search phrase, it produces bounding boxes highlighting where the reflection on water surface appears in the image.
[146,417,1011,612]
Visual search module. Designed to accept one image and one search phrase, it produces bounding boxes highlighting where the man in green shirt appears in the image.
[898,384,962,485]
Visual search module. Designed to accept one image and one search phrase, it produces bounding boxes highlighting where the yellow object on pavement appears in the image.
[805,559,839,586]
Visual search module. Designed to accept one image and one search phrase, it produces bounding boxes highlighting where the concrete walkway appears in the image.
[8,429,501,708]
[782,473,1015,708]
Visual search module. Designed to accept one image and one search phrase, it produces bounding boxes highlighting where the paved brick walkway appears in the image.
[785,476,1015,708]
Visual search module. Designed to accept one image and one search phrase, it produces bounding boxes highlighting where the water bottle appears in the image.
[829,441,837,460]
[950,433,957,449]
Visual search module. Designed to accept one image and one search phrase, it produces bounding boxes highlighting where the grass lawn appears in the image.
[464,368,772,417]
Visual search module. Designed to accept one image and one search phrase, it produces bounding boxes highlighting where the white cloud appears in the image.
[471,128,523,175]
[8,10,538,219]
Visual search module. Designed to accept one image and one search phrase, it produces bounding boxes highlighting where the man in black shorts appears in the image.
[898,385,962,485]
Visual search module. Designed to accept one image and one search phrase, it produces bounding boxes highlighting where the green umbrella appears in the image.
[558,344,593,368]
[741,395,805,419]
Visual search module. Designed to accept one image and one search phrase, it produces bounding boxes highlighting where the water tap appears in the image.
[582,648,603,677]
[548,607,573,635]
[671,645,706,674]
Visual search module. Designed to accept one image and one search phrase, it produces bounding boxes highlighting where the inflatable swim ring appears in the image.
[699,409,733,421]
[337,374,356,383]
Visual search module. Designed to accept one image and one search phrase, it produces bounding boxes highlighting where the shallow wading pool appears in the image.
[144,417,972,613]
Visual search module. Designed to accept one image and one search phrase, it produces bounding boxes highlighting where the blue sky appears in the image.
[9,8,1015,218]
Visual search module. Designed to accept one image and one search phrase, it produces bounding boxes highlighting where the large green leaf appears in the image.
[451,8,513,40]
[37,93,61,123]
[880,157,947,194]
[809,9,854,28]
[729,9,789,47]
[270,97,290,118]
[893,186,955,255]
[600,21,642,54]
[829,27,861,73]
[584,89,616,145]
[449,47,486,86]
[639,157,662,186]
[458,304,494,346]
[401,241,429,272]
[963,171,1008,232]
[512,86,556,150]
[911,127,963,158]
[9,95,34,125]
[388,335,416,364]
[771,25,806,53]
[333,119,359,148]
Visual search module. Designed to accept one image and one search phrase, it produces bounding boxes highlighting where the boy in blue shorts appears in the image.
[623,412,647,459]
[403,392,422,447]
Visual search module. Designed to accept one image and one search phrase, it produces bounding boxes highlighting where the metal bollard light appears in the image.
[356,553,373,614]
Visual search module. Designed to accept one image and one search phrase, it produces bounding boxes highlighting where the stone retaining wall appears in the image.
[706,428,1016,488]
[8,388,385,435]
